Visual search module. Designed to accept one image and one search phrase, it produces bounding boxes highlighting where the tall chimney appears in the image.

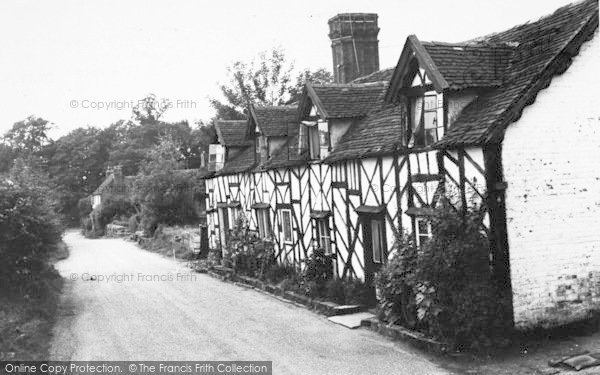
[328,13,380,84]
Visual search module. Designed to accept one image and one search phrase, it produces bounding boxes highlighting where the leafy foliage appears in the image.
[376,203,512,350]
[225,215,276,279]
[0,160,63,295]
[288,68,333,102]
[132,94,171,124]
[2,116,52,155]
[375,234,420,328]
[302,247,334,297]
[210,47,332,120]
[132,134,205,235]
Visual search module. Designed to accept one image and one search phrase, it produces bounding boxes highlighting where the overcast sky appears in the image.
[0,0,577,138]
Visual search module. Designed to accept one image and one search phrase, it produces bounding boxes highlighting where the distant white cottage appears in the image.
[205,0,600,329]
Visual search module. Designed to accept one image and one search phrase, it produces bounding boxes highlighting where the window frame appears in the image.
[370,218,386,264]
[410,94,443,148]
[415,217,433,247]
[316,218,332,255]
[255,208,272,239]
[279,208,293,243]
[308,125,320,160]
[228,206,240,229]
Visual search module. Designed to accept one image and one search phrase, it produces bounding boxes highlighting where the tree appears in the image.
[41,126,118,223]
[3,116,52,155]
[211,48,333,120]
[288,68,334,103]
[132,94,172,124]
[0,143,15,173]
[133,135,204,234]
[0,159,63,291]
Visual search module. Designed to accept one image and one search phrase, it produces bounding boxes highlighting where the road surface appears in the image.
[51,230,451,374]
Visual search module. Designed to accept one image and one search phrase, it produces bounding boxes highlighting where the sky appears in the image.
[0,0,578,139]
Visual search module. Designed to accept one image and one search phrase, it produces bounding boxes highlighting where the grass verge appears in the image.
[0,242,69,360]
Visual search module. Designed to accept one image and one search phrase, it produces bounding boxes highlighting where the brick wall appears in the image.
[502,31,600,329]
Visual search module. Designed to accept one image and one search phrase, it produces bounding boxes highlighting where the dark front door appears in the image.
[361,215,386,304]
[218,207,229,249]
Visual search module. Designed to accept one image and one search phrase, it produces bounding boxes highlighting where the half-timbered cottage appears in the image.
[205,0,600,329]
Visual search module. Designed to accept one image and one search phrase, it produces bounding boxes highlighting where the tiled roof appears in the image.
[351,68,395,84]
[422,42,515,90]
[259,129,310,171]
[216,145,257,176]
[250,105,297,137]
[436,0,598,147]
[309,82,388,119]
[215,120,248,147]
[324,104,405,163]
[92,174,114,195]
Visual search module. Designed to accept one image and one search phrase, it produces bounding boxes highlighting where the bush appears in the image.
[77,196,93,220]
[263,263,298,284]
[376,235,420,328]
[225,216,276,279]
[0,163,63,296]
[344,278,376,306]
[98,197,135,228]
[376,202,511,350]
[302,247,333,296]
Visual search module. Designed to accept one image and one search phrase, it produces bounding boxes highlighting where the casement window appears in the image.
[370,218,385,263]
[409,94,443,147]
[308,125,320,159]
[299,121,329,160]
[279,209,293,243]
[316,218,332,255]
[415,217,433,247]
[228,206,240,229]
[256,208,272,239]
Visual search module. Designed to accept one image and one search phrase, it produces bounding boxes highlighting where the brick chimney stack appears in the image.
[328,13,380,84]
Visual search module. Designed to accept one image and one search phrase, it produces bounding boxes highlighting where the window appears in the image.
[410,94,443,147]
[316,218,331,255]
[300,121,329,160]
[256,208,271,238]
[309,125,320,159]
[228,206,240,229]
[415,218,433,247]
[371,219,385,263]
[280,209,293,243]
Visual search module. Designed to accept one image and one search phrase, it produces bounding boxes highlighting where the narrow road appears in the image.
[51,231,451,374]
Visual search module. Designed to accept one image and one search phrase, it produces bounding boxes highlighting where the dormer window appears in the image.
[409,94,443,147]
[300,120,329,160]
[406,67,444,148]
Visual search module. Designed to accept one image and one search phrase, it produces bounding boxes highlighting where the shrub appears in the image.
[325,279,346,304]
[376,235,420,328]
[263,263,298,284]
[77,196,93,220]
[0,163,63,296]
[416,204,510,349]
[344,278,376,306]
[302,247,333,296]
[376,202,511,350]
[226,215,276,279]
[98,197,136,229]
